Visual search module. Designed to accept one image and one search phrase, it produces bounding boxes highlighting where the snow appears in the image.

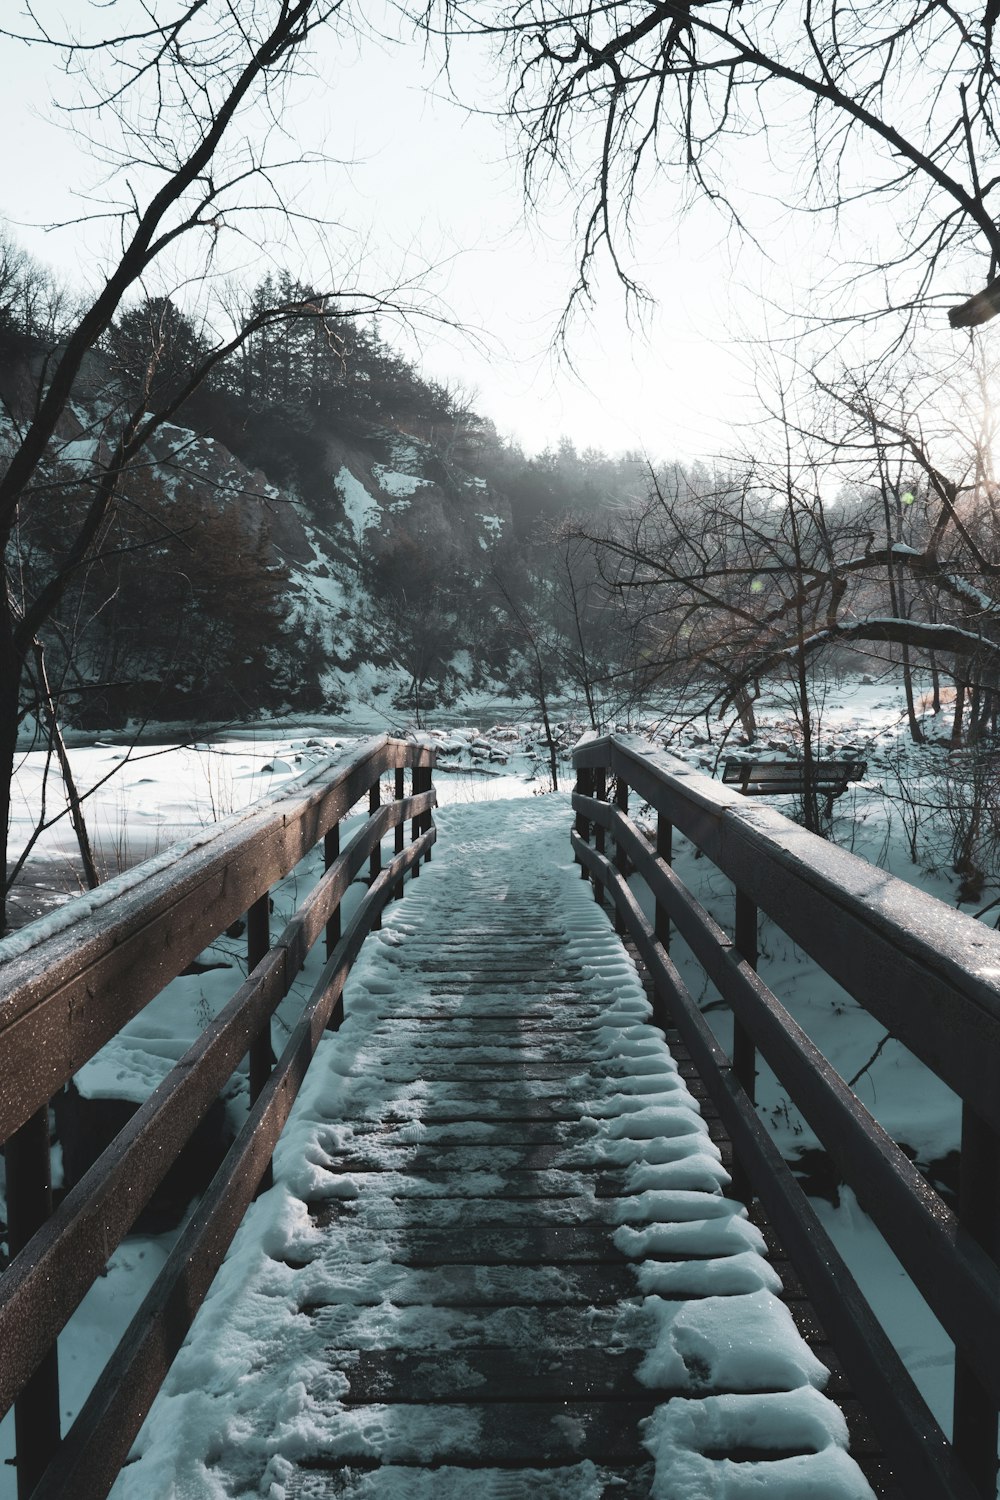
[643,1389,872,1499]
[634,1251,782,1297]
[478,513,505,549]
[56,436,99,472]
[372,464,432,498]
[940,570,1000,614]
[335,464,381,541]
[286,527,351,627]
[639,1289,827,1391]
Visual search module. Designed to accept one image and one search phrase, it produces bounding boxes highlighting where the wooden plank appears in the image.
[342,1120,603,1147]
[309,1195,625,1230]
[302,1265,643,1309]
[291,1401,657,1466]
[412,978,584,992]
[337,1347,654,1402]
[375,1098,592,1122]
[373,1007,618,1023]
[353,1062,598,1082]
[286,1463,657,1499]
[306,1226,632,1265]
[358,1039,609,1061]
[311,1302,653,1352]
[327,1145,608,1173]
[365,1017,642,1038]
[313,1168,626,1199]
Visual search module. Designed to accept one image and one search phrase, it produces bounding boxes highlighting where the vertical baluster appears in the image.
[655,813,672,948]
[593,767,606,907]
[613,774,628,935]
[422,758,433,863]
[393,767,405,897]
[324,824,341,960]
[247,892,273,1192]
[730,888,759,1205]
[394,767,405,875]
[953,1103,1000,1499]
[411,764,423,878]
[575,766,593,877]
[7,1106,60,1499]
[370,780,382,930]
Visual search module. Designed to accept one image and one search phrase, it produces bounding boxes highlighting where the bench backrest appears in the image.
[722,758,866,794]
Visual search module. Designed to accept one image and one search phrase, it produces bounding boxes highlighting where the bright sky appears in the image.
[0,5,923,464]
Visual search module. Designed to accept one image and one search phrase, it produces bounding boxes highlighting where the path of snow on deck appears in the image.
[114,795,874,1500]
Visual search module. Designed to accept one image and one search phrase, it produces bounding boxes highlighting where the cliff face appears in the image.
[269,424,517,706]
[3,349,518,727]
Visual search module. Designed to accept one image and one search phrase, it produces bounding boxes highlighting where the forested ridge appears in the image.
[0,240,647,729]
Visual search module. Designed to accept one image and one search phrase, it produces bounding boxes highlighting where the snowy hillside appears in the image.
[0,337,524,732]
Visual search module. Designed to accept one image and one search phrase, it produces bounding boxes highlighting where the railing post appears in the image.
[324,825,341,959]
[7,1107,60,1499]
[613,774,628,935]
[394,766,405,897]
[731,888,759,1204]
[422,758,433,864]
[370,780,382,930]
[410,764,422,878]
[953,1102,1000,1498]
[655,813,672,948]
[575,765,593,877]
[247,893,274,1193]
[593,767,606,907]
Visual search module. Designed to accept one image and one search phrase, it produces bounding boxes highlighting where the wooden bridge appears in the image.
[1,734,999,1498]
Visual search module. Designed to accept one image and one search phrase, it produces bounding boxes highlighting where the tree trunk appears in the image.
[891,559,924,744]
[734,684,758,741]
[536,661,560,792]
[951,682,967,749]
[33,639,100,891]
[900,639,924,744]
[930,651,941,713]
[795,648,821,833]
[0,602,23,935]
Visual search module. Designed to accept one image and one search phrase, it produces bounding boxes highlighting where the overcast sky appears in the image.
[0,6,866,464]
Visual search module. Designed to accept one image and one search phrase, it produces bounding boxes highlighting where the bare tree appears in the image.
[0,2,442,931]
[569,363,1000,767]
[452,0,1000,333]
[491,568,564,788]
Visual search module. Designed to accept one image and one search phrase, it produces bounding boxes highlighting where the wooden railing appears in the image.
[0,734,436,1499]
[573,733,1000,1500]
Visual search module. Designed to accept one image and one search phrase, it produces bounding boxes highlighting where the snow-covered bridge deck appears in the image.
[119,799,871,1499]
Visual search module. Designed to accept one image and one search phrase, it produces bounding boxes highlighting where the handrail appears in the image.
[0,733,436,1499]
[573,733,1000,1500]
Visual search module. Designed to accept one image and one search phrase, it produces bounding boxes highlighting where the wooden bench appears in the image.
[722,757,866,802]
